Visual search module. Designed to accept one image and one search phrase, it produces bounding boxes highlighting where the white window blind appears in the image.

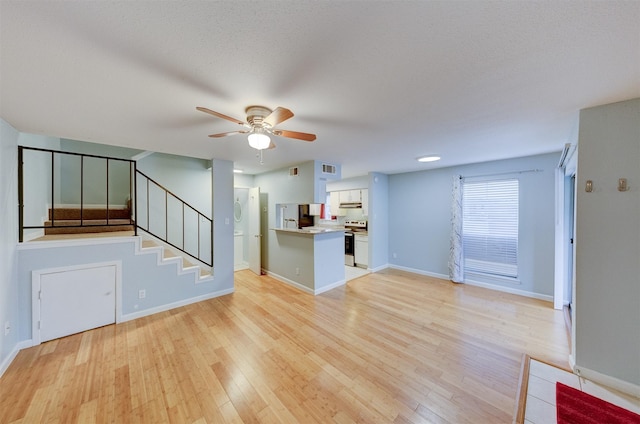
[463,179,519,278]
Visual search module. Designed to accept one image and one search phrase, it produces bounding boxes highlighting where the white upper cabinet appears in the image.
[361,189,369,216]
[329,191,344,216]
[339,189,362,203]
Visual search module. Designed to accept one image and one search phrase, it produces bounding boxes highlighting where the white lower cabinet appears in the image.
[355,234,368,268]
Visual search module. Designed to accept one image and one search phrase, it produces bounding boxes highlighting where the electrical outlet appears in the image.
[4,321,10,336]
[138,289,146,299]
[393,252,397,258]
[295,267,300,275]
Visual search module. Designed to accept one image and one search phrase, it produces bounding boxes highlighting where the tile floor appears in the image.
[524,359,640,423]
[345,265,369,281]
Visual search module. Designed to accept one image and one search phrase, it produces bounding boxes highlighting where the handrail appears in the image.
[18,146,136,240]
[135,170,213,267]
[18,146,213,268]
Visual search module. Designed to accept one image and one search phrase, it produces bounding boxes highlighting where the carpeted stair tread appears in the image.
[49,208,131,220]
[44,224,134,235]
[45,219,133,226]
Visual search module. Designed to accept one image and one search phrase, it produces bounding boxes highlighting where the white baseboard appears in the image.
[314,279,346,295]
[266,271,346,296]
[388,264,553,302]
[22,229,45,242]
[574,364,640,398]
[266,271,314,295]
[464,279,553,302]
[119,287,234,323]
[234,262,249,272]
[369,263,389,273]
[389,264,449,280]
[0,339,34,378]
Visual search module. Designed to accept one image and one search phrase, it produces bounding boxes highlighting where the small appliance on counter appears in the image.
[344,219,367,266]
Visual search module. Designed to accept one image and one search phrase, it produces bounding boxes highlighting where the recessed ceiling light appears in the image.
[233,169,244,173]
[417,155,441,163]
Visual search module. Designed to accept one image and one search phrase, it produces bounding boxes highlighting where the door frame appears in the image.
[248,186,261,275]
[554,146,577,310]
[31,260,122,346]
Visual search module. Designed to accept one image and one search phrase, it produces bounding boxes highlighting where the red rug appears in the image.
[556,382,640,424]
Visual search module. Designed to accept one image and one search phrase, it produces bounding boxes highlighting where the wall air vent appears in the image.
[322,163,336,175]
[289,167,299,177]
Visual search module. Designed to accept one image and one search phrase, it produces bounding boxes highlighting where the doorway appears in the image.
[32,262,119,344]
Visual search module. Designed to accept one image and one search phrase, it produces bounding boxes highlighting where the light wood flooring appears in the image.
[0,269,569,423]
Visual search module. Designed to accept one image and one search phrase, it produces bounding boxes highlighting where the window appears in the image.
[463,179,519,278]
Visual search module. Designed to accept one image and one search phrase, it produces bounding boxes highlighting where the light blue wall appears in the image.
[233,172,255,189]
[211,159,234,285]
[13,158,235,343]
[0,118,20,372]
[60,139,142,159]
[18,133,61,239]
[16,239,228,335]
[574,98,640,387]
[58,139,141,206]
[369,172,389,270]
[388,152,559,296]
[138,153,212,217]
[254,160,317,278]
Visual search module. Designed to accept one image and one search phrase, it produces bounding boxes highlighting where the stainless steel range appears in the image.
[344,220,367,266]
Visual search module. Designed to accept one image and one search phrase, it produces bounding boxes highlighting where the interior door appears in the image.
[566,175,576,309]
[37,264,116,343]
[248,187,261,275]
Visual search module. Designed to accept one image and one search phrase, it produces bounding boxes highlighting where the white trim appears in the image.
[131,151,155,161]
[234,262,249,272]
[19,236,208,285]
[314,279,347,295]
[119,288,234,322]
[18,235,136,250]
[389,264,449,280]
[31,261,122,346]
[554,167,566,310]
[266,271,346,295]
[574,365,640,398]
[568,352,576,372]
[369,263,389,273]
[0,340,33,378]
[463,278,553,302]
[22,229,45,242]
[388,264,553,302]
[266,271,314,295]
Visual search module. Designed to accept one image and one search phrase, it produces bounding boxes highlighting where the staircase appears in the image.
[140,238,212,281]
[44,207,134,235]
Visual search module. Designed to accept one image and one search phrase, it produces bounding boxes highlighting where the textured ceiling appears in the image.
[1,1,639,177]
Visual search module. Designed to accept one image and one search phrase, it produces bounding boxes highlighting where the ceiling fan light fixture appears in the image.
[248,132,271,150]
[417,155,441,163]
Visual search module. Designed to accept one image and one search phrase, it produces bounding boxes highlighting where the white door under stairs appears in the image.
[33,264,117,343]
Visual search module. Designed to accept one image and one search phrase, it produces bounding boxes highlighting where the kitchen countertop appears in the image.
[272,227,346,235]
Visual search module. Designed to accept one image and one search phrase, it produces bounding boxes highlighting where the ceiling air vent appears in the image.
[289,167,299,177]
[322,163,336,175]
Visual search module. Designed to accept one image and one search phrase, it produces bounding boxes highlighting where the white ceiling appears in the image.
[1,1,638,177]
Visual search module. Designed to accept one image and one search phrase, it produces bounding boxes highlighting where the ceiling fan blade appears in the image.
[208,130,248,138]
[263,107,294,127]
[273,129,316,142]
[268,141,276,150]
[197,107,246,125]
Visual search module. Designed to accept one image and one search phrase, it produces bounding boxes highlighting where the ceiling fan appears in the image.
[196,105,316,150]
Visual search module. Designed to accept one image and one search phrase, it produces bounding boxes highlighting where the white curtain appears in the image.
[449,175,464,283]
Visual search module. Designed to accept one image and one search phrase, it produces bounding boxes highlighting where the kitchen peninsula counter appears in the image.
[270,227,345,294]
